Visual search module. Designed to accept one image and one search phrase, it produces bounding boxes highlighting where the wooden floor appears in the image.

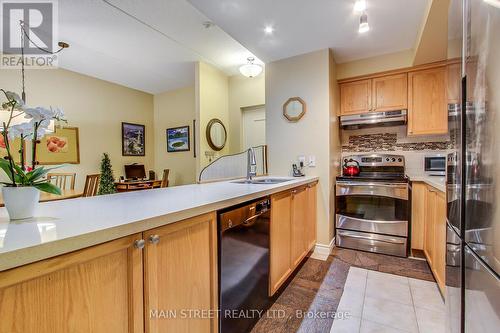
[251,248,434,333]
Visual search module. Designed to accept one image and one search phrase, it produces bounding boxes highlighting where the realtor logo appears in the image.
[1,0,58,68]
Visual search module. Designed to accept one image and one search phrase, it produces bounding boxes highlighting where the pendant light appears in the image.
[239,57,263,78]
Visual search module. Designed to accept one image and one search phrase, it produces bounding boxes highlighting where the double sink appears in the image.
[232,178,294,185]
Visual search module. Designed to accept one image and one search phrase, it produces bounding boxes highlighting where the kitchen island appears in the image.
[0,176,318,333]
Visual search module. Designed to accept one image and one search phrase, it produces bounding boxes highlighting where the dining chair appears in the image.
[82,174,100,197]
[47,173,76,190]
[161,169,170,188]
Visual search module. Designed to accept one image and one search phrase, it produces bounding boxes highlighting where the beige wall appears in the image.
[154,86,196,186]
[336,49,414,80]
[196,62,230,173]
[266,49,337,246]
[0,68,154,190]
[228,74,265,153]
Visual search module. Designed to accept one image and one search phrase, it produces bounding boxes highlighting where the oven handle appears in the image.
[337,214,408,225]
[339,231,406,245]
[336,182,408,200]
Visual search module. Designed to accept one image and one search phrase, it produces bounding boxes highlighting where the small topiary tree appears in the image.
[98,153,116,195]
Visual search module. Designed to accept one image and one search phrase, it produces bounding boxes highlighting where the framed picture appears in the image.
[167,126,190,152]
[122,122,145,156]
[0,137,25,164]
[37,127,80,165]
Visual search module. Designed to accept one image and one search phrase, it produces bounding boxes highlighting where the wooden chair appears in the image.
[161,169,170,188]
[82,174,100,197]
[47,173,76,190]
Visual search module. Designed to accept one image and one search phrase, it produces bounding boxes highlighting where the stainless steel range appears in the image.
[335,154,410,257]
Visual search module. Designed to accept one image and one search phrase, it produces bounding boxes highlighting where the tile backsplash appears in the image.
[342,131,455,152]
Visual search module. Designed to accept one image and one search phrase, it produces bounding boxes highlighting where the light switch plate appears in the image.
[308,155,316,167]
[298,155,306,163]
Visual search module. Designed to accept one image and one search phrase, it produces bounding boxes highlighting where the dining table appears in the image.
[0,189,83,207]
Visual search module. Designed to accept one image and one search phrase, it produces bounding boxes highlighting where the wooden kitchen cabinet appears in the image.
[408,67,448,135]
[270,190,293,295]
[0,233,145,333]
[270,183,318,295]
[143,213,218,333]
[340,79,372,115]
[372,73,408,112]
[412,182,446,295]
[291,186,309,268]
[306,182,318,250]
[447,63,461,104]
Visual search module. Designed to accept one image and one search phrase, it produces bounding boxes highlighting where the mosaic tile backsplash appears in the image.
[342,132,455,152]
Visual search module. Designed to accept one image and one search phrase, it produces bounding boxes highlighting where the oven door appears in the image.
[335,181,409,236]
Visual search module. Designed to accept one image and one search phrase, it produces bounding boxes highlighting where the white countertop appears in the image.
[0,176,318,272]
[407,173,446,192]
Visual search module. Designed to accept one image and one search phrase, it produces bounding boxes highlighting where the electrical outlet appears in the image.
[308,155,316,167]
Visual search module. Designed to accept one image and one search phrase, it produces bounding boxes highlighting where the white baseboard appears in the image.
[310,237,335,261]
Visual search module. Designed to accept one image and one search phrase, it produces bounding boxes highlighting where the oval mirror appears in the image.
[283,97,306,122]
[206,118,227,151]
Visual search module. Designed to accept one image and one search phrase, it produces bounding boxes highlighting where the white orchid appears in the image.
[24,106,55,123]
[4,91,24,108]
[7,122,33,140]
[51,107,65,121]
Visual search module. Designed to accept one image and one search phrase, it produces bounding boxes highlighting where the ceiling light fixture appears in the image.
[239,57,263,78]
[264,25,274,35]
[354,0,367,12]
[359,12,370,33]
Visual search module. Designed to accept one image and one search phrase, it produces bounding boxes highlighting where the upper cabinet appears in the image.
[340,79,372,115]
[407,66,448,136]
[340,75,407,115]
[447,63,461,104]
[372,73,408,112]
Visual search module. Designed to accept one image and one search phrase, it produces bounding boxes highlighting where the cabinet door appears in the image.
[411,182,427,250]
[424,187,436,267]
[306,182,318,251]
[408,67,448,135]
[434,191,447,295]
[270,190,292,295]
[340,79,372,115]
[291,186,308,269]
[372,74,408,112]
[447,63,461,104]
[0,234,144,333]
[144,213,217,333]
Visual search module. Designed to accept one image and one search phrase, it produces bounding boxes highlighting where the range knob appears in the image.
[386,158,390,162]
[391,158,396,162]
[398,158,402,162]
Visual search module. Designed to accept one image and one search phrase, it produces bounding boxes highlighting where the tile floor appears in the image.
[251,248,436,333]
[330,267,445,333]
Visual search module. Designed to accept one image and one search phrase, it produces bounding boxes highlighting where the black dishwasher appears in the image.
[218,197,271,333]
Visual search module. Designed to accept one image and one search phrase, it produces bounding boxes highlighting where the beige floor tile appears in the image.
[330,315,361,333]
[415,306,446,333]
[409,278,445,313]
[362,296,419,333]
[337,288,365,318]
[360,319,412,333]
[365,275,412,305]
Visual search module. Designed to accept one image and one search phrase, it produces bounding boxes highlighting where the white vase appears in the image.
[2,186,40,220]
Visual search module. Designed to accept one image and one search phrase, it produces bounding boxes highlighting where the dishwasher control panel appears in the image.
[218,197,270,232]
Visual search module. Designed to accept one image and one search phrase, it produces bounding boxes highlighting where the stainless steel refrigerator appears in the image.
[446,0,500,332]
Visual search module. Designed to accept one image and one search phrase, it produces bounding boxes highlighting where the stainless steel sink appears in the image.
[232,178,294,184]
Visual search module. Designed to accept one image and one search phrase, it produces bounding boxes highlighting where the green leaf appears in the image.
[33,182,62,195]
[0,159,14,181]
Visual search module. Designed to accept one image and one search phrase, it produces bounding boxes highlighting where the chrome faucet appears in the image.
[246,148,257,182]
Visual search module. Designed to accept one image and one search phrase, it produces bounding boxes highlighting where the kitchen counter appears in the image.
[407,174,446,192]
[0,176,318,272]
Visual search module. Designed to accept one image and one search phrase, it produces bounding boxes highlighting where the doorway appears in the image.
[242,105,266,150]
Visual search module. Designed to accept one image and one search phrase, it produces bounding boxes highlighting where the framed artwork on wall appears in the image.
[37,127,80,164]
[122,122,145,156]
[166,126,190,152]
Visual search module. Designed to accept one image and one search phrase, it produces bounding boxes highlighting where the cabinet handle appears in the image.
[291,190,297,195]
[149,234,161,245]
[134,239,145,249]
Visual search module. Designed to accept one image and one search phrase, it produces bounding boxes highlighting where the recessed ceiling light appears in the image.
[359,13,370,33]
[354,0,367,12]
[264,26,274,35]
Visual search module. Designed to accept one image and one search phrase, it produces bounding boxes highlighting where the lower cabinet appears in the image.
[270,182,318,295]
[411,182,446,295]
[0,212,218,333]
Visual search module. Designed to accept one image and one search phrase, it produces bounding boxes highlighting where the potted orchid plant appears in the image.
[1,89,65,220]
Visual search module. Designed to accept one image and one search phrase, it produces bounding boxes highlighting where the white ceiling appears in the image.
[186,0,431,64]
[54,0,262,94]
